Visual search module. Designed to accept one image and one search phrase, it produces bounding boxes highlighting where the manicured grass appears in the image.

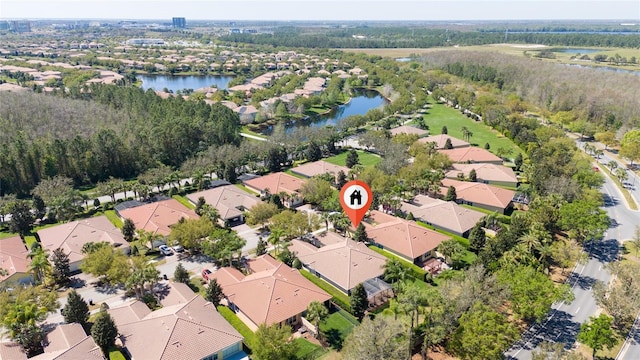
[217,305,256,346]
[0,232,18,240]
[172,195,196,210]
[421,99,523,158]
[188,277,206,296]
[23,235,38,250]
[240,126,267,139]
[294,338,328,359]
[300,269,352,312]
[325,150,381,168]
[319,311,357,350]
[285,169,309,179]
[108,348,126,360]
[103,210,123,229]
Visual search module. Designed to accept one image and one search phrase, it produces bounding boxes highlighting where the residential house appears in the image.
[187,185,262,227]
[363,211,450,266]
[210,255,331,330]
[389,125,429,138]
[288,232,390,298]
[234,105,258,124]
[438,147,504,164]
[440,178,515,214]
[0,342,27,360]
[418,134,470,149]
[444,163,518,187]
[243,172,305,208]
[116,199,199,237]
[31,323,103,360]
[0,235,31,284]
[108,283,245,360]
[38,216,129,272]
[400,195,485,237]
[290,160,350,182]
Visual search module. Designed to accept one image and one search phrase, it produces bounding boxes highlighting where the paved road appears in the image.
[506,142,638,359]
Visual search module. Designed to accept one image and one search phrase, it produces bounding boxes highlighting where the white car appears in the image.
[172,244,184,253]
[159,245,173,256]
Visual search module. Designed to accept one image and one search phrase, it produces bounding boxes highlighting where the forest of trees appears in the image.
[219,27,640,49]
[0,85,241,196]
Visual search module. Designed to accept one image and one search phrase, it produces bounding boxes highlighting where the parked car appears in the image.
[172,244,184,253]
[202,269,212,281]
[159,245,173,256]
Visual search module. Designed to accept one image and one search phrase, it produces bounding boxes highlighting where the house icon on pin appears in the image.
[350,190,362,206]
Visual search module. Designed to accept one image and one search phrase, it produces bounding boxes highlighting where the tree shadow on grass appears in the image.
[321,328,344,350]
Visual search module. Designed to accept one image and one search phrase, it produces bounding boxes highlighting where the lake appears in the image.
[263,89,387,134]
[555,48,603,54]
[138,74,235,92]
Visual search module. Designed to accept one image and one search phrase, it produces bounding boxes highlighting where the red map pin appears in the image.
[339,180,373,228]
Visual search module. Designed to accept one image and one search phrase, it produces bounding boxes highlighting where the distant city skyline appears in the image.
[2,0,640,22]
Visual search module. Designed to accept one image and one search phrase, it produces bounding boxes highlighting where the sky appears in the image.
[2,0,640,21]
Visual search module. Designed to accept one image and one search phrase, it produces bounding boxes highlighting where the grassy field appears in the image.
[419,99,523,158]
[341,45,640,72]
[325,150,381,168]
[319,311,357,350]
[0,232,18,240]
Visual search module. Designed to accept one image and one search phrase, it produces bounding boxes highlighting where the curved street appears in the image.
[506,138,639,359]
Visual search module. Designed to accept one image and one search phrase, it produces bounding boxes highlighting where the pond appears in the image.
[263,89,387,134]
[554,48,604,54]
[138,74,235,92]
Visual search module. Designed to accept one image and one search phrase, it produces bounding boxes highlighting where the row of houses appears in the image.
[0,282,248,360]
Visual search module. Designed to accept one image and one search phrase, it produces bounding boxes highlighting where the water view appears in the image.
[138,74,235,92]
[555,48,603,54]
[263,89,387,134]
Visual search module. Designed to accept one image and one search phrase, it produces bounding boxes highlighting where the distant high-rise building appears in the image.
[9,21,31,33]
[172,17,186,28]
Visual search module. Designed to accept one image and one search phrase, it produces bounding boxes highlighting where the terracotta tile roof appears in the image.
[36,323,103,360]
[0,236,30,282]
[438,147,503,163]
[187,185,261,221]
[108,299,152,326]
[210,255,331,326]
[246,254,281,273]
[441,178,515,210]
[117,199,199,237]
[290,160,350,179]
[400,195,485,235]
[418,134,470,149]
[0,342,27,360]
[243,172,305,196]
[389,125,429,137]
[290,236,386,292]
[109,286,243,360]
[159,281,198,307]
[363,210,450,260]
[445,163,517,184]
[38,216,128,264]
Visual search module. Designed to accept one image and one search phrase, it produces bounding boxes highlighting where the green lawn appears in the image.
[172,195,195,210]
[300,269,351,312]
[217,305,256,347]
[23,235,38,250]
[294,338,328,360]
[419,99,523,158]
[325,150,381,168]
[0,232,18,240]
[108,348,126,360]
[319,311,357,350]
[103,210,123,228]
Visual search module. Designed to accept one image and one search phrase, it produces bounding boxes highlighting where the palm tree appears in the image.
[607,160,618,172]
[615,167,628,183]
[28,247,51,285]
[306,301,329,339]
[320,211,331,232]
[268,228,285,255]
[461,127,473,142]
[382,258,409,285]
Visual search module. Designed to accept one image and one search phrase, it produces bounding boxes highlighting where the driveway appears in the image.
[235,223,262,255]
[154,252,217,280]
